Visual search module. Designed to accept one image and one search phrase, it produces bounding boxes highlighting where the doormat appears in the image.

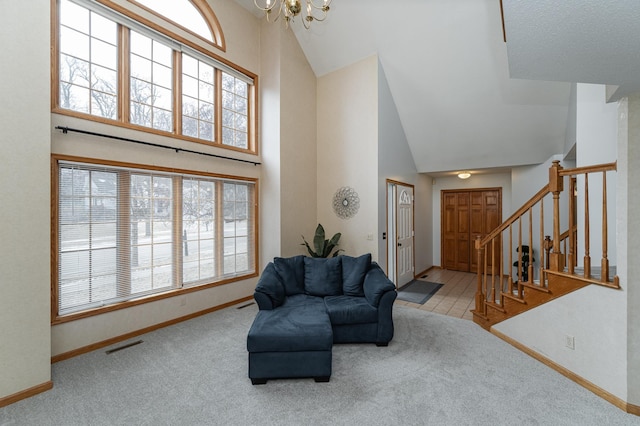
[397,280,444,305]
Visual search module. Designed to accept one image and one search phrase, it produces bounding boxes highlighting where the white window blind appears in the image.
[57,160,256,315]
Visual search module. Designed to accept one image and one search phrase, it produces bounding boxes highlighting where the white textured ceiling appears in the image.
[235,0,579,174]
[503,0,640,102]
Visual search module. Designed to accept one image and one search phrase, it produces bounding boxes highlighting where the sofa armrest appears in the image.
[376,289,397,344]
[254,262,286,310]
[363,263,396,307]
[253,291,275,310]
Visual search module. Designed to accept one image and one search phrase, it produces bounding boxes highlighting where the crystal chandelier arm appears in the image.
[255,0,332,29]
[253,0,276,12]
[303,0,331,25]
[254,0,284,23]
[306,0,332,11]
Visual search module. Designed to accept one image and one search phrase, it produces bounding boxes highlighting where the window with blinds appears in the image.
[56,159,256,317]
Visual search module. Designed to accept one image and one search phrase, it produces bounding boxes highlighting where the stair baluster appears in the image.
[472,161,620,329]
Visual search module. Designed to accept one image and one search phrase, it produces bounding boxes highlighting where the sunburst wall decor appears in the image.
[333,186,360,219]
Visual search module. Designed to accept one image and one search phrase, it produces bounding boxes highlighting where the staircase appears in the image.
[472,161,620,330]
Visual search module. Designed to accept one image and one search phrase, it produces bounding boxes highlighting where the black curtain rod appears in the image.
[55,126,261,166]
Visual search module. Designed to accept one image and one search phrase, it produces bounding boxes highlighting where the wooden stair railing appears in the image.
[472,160,620,329]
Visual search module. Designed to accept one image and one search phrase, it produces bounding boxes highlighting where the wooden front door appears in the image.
[442,188,502,273]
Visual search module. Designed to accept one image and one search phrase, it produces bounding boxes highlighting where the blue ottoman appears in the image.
[247,297,333,384]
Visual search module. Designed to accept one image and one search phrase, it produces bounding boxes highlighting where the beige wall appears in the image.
[317,56,379,259]
[258,20,282,266]
[279,25,318,257]
[258,22,318,263]
[0,1,52,399]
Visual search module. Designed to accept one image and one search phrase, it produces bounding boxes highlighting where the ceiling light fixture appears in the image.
[254,0,332,29]
[458,172,471,179]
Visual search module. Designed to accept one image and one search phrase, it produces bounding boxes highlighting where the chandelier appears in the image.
[254,0,332,29]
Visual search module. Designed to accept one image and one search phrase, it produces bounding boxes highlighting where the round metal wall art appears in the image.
[333,186,360,219]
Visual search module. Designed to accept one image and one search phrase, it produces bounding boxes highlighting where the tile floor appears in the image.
[394,268,476,321]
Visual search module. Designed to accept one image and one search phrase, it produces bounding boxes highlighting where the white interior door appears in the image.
[396,185,414,288]
[387,183,397,287]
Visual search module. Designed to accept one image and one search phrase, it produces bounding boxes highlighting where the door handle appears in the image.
[397,243,402,247]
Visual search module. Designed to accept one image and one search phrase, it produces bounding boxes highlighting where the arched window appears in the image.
[54,0,255,152]
[127,0,225,52]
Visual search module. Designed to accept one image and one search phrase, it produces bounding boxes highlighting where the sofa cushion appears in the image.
[254,262,286,308]
[324,296,378,325]
[304,256,343,296]
[341,253,371,296]
[247,301,333,353]
[282,293,324,308]
[273,255,306,296]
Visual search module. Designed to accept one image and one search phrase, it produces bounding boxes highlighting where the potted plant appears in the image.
[301,224,343,258]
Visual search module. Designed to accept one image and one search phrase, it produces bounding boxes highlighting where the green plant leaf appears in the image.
[301,238,318,257]
[313,224,326,256]
[301,224,342,257]
[332,249,344,257]
[322,232,341,257]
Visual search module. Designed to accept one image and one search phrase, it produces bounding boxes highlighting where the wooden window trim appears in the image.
[51,154,259,325]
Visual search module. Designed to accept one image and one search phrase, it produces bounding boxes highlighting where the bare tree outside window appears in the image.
[56,161,256,316]
[56,0,253,151]
[130,31,174,132]
[221,73,248,149]
[59,0,118,119]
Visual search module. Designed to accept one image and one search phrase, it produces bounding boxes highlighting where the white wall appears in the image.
[376,61,433,275]
[494,84,627,402]
[620,95,640,406]
[317,56,379,259]
[431,173,512,267]
[0,1,52,399]
[564,83,577,156]
[575,83,618,266]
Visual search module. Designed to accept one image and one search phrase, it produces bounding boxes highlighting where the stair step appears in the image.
[571,265,617,282]
[485,301,506,313]
[502,292,526,304]
[474,272,592,330]
[520,282,550,293]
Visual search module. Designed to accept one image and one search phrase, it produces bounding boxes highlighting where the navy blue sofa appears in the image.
[247,254,397,384]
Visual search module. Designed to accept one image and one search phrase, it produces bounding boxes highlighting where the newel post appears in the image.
[548,160,565,272]
[475,236,486,315]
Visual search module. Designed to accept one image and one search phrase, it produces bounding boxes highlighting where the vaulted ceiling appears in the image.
[234,0,639,174]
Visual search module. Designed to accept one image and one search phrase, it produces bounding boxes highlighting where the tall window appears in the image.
[55,158,257,318]
[129,30,174,131]
[222,74,249,149]
[54,0,256,153]
[182,54,215,141]
[59,0,118,119]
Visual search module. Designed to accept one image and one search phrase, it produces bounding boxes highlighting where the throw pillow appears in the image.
[341,253,371,296]
[273,255,306,295]
[304,256,343,297]
[255,262,286,308]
